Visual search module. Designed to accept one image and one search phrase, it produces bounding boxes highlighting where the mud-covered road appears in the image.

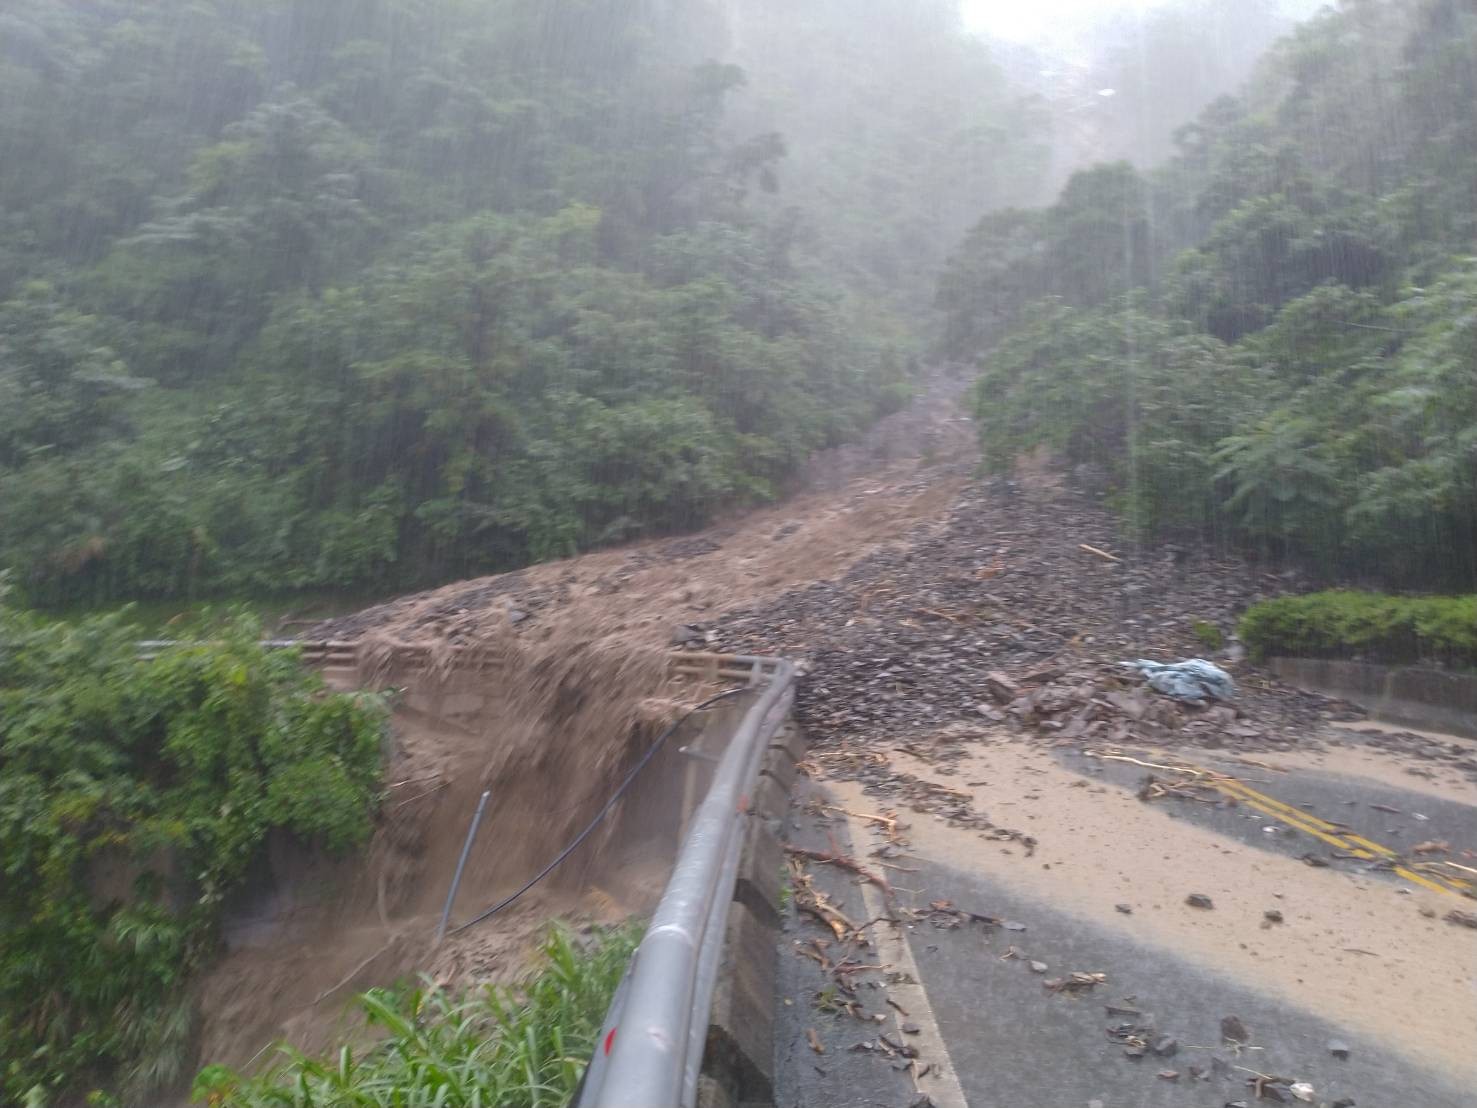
[294,369,1475,1106]
[778,731,1477,1108]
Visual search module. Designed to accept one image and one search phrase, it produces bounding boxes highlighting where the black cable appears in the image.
[449,684,757,935]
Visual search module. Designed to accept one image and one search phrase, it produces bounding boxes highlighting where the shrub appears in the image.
[1191,620,1226,651]
[0,598,386,1104]
[1239,590,1477,667]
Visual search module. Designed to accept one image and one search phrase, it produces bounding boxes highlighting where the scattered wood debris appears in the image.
[819,805,904,838]
[1079,543,1122,563]
[1241,1071,1315,1102]
[1044,971,1107,994]
[786,845,894,902]
[788,859,871,944]
[911,898,1000,930]
[1137,772,1224,805]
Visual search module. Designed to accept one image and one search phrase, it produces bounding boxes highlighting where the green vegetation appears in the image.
[192,925,638,1108]
[35,590,378,638]
[0,0,1052,610]
[1191,620,1226,652]
[1239,591,1477,668]
[0,597,386,1104]
[945,0,1477,590]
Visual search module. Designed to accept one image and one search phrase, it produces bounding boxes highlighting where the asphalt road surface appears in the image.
[775,731,1477,1108]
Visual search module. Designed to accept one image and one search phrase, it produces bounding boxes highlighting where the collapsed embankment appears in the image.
[184,372,979,1086]
[190,632,744,1078]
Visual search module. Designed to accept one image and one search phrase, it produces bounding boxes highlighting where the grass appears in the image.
[192,925,640,1107]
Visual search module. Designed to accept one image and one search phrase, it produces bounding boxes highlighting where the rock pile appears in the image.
[719,480,1355,754]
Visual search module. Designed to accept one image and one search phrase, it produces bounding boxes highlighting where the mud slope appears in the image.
[192,370,978,1074]
[310,368,977,651]
[195,637,717,1072]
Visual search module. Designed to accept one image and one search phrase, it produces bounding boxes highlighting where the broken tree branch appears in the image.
[1079,543,1122,563]
[786,845,895,900]
[821,805,900,832]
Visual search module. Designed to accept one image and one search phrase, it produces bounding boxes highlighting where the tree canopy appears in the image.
[0,600,385,1103]
[945,0,1477,588]
[0,0,1041,608]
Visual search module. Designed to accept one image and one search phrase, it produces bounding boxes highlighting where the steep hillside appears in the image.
[0,0,1034,610]
[939,0,1477,588]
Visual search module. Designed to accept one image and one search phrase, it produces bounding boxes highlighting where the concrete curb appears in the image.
[733,816,784,930]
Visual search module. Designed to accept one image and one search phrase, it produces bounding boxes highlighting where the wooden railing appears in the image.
[136,640,778,689]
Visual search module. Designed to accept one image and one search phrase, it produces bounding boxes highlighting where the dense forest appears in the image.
[0,0,1051,608]
[6,1,1477,1104]
[941,0,1477,588]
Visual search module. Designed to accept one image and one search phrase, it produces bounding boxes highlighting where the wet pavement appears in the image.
[774,740,1477,1108]
[904,857,1469,1108]
[1058,746,1477,899]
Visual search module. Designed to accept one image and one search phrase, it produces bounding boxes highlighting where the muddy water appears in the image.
[185,372,977,1086]
[190,666,743,1081]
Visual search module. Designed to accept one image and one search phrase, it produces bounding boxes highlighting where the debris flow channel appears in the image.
[308,374,1474,1106]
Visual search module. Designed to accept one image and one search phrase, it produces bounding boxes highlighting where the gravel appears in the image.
[717,480,1358,757]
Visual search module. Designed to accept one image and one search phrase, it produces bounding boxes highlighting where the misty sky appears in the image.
[962,0,1328,41]
[960,0,1159,40]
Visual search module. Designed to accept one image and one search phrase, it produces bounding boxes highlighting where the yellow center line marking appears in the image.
[1393,867,1471,895]
[1212,780,1373,856]
[1386,863,1468,895]
[1340,833,1397,857]
[1225,779,1474,892]
[1210,776,1346,833]
[1199,774,1469,898]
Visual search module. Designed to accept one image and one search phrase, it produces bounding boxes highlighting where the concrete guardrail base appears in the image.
[698,718,804,1108]
[1269,657,1477,739]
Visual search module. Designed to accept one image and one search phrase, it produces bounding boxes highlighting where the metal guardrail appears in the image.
[577,655,795,1108]
[136,637,797,1105]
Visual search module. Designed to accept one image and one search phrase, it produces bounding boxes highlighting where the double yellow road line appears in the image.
[1209,775,1473,898]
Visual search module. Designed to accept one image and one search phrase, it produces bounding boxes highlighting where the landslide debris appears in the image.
[717,479,1357,757]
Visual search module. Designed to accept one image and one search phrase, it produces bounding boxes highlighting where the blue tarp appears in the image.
[1126,658,1235,702]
